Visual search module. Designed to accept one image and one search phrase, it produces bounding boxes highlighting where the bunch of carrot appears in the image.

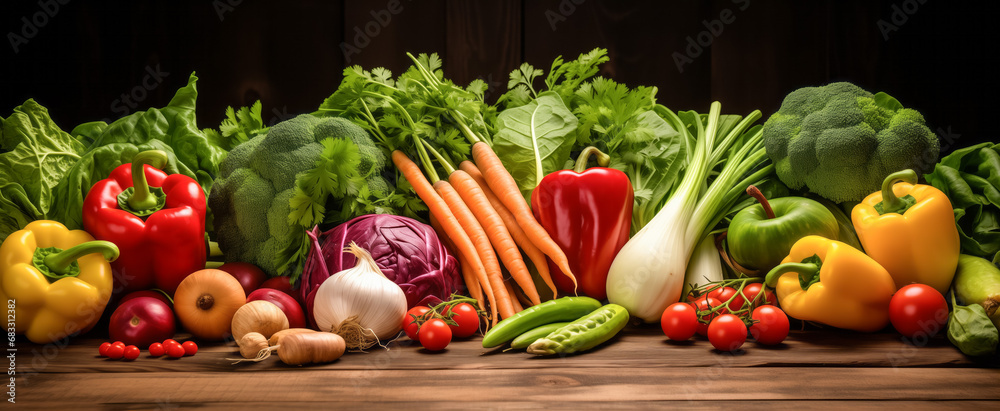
[393,140,577,326]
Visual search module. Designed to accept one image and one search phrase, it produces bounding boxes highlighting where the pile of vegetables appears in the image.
[3,44,1000,364]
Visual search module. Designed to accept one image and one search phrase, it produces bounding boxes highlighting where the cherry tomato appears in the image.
[123,345,140,361]
[691,296,725,336]
[111,341,125,349]
[163,339,179,346]
[418,318,452,351]
[443,303,480,338]
[742,283,778,307]
[889,284,949,339]
[148,342,165,357]
[707,286,746,312]
[708,314,748,352]
[166,343,186,358]
[661,302,699,341]
[750,305,790,345]
[403,306,432,340]
[98,342,112,357]
[106,344,125,360]
[182,341,198,356]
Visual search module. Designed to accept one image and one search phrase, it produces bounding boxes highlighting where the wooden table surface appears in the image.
[10,325,1000,410]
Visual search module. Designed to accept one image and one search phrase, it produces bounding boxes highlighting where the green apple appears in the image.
[728,186,839,271]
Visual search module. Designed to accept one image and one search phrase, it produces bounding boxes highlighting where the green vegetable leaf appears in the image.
[0,99,86,239]
[217,101,269,149]
[948,299,999,357]
[925,142,1000,262]
[492,92,579,202]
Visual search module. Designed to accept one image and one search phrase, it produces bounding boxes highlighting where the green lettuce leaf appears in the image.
[925,142,1000,262]
[492,91,579,202]
[0,73,228,240]
[0,100,87,238]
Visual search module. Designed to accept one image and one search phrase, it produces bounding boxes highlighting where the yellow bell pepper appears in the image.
[0,220,118,344]
[851,169,960,295]
[765,235,896,332]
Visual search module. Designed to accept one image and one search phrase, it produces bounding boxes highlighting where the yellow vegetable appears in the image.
[765,236,896,332]
[852,169,960,294]
[0,221,117,344]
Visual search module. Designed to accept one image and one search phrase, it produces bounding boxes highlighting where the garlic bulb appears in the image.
[313,242,407,349]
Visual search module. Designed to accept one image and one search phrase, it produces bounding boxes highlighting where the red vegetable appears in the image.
[530,147,633,300]
[82,150,206,295]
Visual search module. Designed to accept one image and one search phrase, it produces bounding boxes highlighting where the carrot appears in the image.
[434,180,516,319]
[431,213,486,313]
[460,161,558,298]
[504,280,524,312]
[449,170,542,306]
[471,142,578,291]
[393,150,498,325]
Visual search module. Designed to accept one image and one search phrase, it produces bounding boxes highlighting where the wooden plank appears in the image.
[15,326,994,375]
[342,0,446,75]
[522,0,712,111]
[15,368,1000,406]
[443,0,521,102]
[12,400,1000,411]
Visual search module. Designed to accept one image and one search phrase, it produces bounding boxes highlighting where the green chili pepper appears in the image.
[481,296,601,348]
[527,304,629,356]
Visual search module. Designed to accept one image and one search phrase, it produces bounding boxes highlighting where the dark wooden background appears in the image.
[2,0,996,152]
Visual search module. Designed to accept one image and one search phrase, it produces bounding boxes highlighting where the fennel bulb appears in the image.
[606,102,773,322]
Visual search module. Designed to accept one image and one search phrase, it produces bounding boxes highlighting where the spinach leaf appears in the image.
[948,291,999,357]
[492,91,578,202]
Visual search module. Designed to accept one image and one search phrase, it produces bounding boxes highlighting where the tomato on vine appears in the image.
[402,306,431,340]
[749,305,790,345]
[418,318,452,351]
[443,302,480,338]
[708,314,748,351]
[661,302,699,341]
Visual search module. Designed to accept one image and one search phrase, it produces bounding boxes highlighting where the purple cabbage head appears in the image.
[300,214,461,323]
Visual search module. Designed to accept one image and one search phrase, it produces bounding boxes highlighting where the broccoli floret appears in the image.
[762,82,940,203]
[208,114,393,276]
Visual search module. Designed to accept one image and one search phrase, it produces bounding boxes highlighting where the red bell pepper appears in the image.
[531,147,633,300]
[82,150,206,295]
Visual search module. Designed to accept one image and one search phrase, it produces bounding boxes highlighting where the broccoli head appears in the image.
[762,82,940,203]
[209,114,391,276]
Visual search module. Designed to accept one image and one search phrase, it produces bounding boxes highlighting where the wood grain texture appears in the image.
[9,324,1000,408]
[15,368,1000,406]
[16,326,994,375]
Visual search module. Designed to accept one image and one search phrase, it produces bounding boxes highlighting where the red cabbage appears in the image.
[300,214,461,326]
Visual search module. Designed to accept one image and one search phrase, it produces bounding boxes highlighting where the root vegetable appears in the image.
[231,301,289,341]
[276,332,346,366]
[269,328,317,346]
[237,332,268,359]
[175,269,247,340]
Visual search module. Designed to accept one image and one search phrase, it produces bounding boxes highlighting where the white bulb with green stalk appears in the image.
[605,102,773,323]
